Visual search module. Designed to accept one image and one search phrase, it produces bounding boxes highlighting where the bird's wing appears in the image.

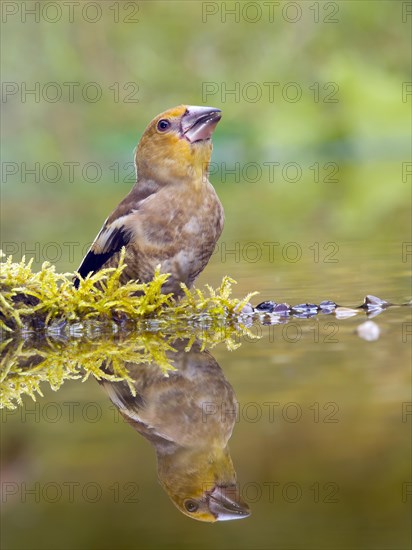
[73,215,133,287]
[74,184,158,288]
[100,379,178,452]
[100,378,145,422]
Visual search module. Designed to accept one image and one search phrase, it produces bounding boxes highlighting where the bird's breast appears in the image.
[119,182,224,294]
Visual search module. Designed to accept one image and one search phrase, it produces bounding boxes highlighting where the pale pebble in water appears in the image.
[335,307,359,319]
[356,320,380,341]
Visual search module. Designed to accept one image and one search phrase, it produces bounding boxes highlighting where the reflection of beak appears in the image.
[181,106,222,143]
[208,485,251,521]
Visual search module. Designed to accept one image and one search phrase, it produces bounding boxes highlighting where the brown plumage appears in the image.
[100,339,250,522]
[74,105,224,296]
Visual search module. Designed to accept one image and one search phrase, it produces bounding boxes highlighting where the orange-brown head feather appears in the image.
[135,105,221,187]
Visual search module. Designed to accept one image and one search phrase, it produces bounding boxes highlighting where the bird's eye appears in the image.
[157,119,171,132]
[184,499,199,513]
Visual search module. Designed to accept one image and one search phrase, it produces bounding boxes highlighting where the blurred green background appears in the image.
[1,0,411,275]
[1,1,411,549]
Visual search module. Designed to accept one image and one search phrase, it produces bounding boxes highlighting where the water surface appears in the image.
[1,245,411,550]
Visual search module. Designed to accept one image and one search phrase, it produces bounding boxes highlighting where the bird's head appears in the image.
[176,483,251,523]
[135,105,221,186]
[157,445,250,523]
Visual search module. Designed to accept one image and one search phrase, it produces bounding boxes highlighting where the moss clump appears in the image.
[0,249,258,408]
[1,320,257,409]
[0,250,256,333]
[0,333,175,409]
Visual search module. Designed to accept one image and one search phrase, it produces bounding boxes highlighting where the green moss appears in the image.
[0,249,257,332]
[1,333,172,409]
[1,324,256,410]
[0,250,258,409]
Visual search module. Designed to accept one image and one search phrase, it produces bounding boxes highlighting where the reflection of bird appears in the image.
[74,105,224,296]
[100,340,250,522]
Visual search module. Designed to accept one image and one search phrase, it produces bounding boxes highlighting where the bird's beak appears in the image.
[208,485,251,521]
[181,106,222,143]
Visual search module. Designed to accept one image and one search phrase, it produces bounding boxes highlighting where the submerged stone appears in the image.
[272,303,290,315]
[362,295,390,309]
[291,303,319,314]
[319,300,337,311]
[293,311,319,319]
[366,308,385,319]
[260,313,282,325]
[255,301,277,313]
[235,302,254,315]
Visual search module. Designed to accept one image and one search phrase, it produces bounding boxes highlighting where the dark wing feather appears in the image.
[73,182,159,288]
[73,226,131,288]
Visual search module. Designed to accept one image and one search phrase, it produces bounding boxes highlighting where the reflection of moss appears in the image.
[0,249,257,409]
[0,250,256,332]
[0,320,255,410]
[0,333,169,409]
